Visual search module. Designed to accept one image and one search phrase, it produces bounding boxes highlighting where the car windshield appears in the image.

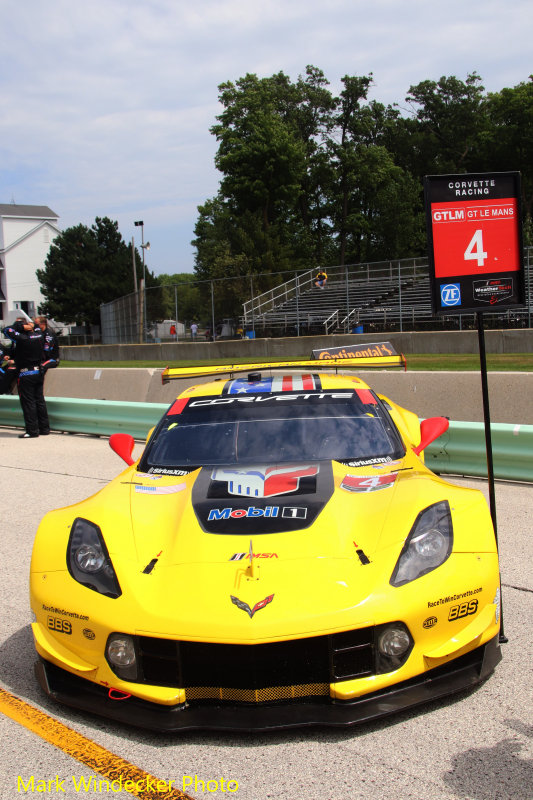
[139,389,404,472]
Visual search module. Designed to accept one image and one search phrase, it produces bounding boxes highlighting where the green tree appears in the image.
[37,217,156,325]
[404,73,487,174]
[482,78,533,233]
[157,273,203,323]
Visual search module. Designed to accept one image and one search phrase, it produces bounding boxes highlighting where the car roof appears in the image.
[174,370,372,401]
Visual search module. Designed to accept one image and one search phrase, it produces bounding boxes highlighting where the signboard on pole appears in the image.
[424,172,525,314]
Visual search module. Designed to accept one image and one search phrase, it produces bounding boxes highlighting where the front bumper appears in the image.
[35,634,501,732]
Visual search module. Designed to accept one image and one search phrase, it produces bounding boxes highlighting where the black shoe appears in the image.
[39,431,50,435]
[19,433,39,438]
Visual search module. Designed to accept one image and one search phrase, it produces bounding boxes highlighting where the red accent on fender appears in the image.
[302,374,314,390]
[167,398,189,415]
[356,388,377,405]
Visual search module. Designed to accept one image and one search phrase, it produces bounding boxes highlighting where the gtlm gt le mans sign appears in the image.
[424,172,525,314]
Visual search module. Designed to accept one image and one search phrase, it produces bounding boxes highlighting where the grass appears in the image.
[57,353,533,371]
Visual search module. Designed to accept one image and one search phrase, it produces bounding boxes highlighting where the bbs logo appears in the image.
[448,599,478,621]
[47,616,72,635]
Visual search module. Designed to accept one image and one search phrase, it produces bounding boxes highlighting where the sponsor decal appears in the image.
[47,616,72,635]
[448,599,478,621]
[42,605,89,621]
[148,467,192,475]
[313,342,397,359]
[208,506,307,521]
[230,552,279,560]
[209,506,278,520]
[341,456,394,468]
[230,594,274,618]
[212,464,319,498]
[189,391,353,408]
[341,473,397,493]
[440,283,462,307]
[83,628,96,640]
[423,616,438,629]
[427,587,482,608]
[472,277,513,304]
[134,483,186,495]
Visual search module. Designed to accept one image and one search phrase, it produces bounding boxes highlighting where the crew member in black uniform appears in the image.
[34,316,60,372]
[2,319,50,438]
[0,341,16,394]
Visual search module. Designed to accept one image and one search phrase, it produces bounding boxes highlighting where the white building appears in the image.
[0,203,60,323]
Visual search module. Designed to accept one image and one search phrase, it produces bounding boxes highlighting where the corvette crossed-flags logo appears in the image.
[230,594,274,618]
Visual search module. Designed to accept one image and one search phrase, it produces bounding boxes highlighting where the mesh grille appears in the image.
[133,627,377,700]
[184,683,330,703]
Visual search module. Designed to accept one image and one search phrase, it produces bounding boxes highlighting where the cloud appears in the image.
[0,0,531,273]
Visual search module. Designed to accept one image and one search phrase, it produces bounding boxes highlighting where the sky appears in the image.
[1,0,531,276]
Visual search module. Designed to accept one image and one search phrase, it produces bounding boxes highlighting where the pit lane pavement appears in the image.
[0,428,531,800]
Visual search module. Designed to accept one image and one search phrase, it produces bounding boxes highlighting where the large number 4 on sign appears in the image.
[464,229,487,268]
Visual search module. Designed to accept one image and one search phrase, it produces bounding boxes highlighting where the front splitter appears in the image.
[35,635,501,733]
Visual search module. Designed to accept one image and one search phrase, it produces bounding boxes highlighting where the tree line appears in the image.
[194,68,533,280]
[37,68,533,325]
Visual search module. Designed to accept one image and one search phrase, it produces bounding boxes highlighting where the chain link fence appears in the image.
[98,251,533,345]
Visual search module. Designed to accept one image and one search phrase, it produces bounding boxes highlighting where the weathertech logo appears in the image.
[230,594,274,618]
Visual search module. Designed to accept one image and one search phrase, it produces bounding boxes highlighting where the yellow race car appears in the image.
[30,355,502,731]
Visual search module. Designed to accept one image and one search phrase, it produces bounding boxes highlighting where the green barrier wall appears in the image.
[0,396,168,441]
[1,396,531,482]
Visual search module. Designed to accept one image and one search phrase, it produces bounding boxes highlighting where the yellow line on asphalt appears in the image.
[0,687,194,799]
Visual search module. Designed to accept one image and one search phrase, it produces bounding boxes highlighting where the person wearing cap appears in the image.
[1,319,50,438]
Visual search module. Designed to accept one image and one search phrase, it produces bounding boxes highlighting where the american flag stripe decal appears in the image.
[272,374,317,392]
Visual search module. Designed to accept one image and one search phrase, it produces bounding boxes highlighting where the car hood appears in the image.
[99,459,463,639]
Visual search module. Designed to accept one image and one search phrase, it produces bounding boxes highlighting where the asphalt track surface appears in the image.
[0,427,532,800]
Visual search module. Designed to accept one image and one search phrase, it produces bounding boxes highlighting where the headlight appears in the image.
[106,633,138,681]
[67,518,121,598]
[390,501,453,586]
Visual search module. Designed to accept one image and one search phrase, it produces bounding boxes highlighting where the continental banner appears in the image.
[312,341,397,360]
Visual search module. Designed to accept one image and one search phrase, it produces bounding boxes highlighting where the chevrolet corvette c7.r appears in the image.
[30,356,502,731]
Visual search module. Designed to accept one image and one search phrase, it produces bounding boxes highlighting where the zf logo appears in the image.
[47,616,72,635]
[448,599,478,621]
[440,283,461,307]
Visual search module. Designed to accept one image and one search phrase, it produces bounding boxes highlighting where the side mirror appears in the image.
[412,417,449,456]
[109,432,135,466]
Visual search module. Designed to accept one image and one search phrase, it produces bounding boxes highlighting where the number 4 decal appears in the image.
[464,229,487,268]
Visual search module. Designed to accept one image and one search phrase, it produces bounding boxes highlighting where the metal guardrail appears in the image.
[0,396,168,441]
[1,396,532,482]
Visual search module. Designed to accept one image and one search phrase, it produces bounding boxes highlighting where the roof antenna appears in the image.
[247,539,255,578]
